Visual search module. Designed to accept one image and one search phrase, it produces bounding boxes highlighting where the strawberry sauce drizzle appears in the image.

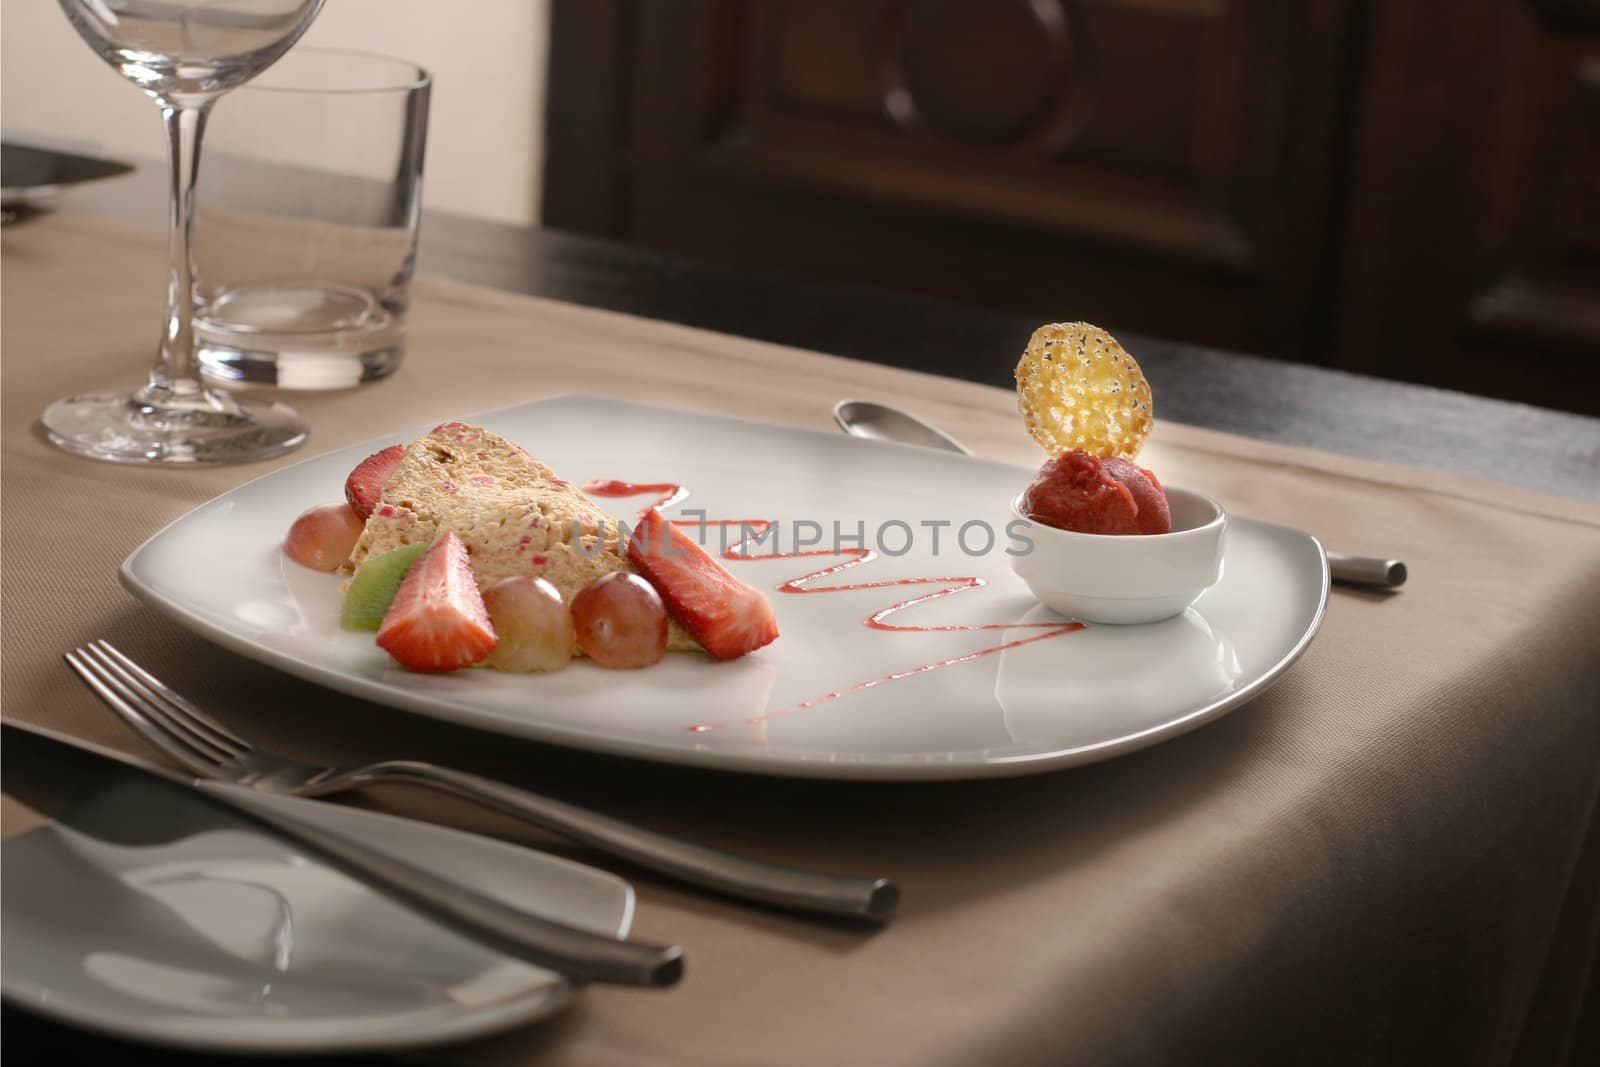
[582,480,1084,731]
[583,480,689,512]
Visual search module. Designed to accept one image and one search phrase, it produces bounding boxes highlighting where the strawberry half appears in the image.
[344,444,406,520]
[627,509,779,660]
[376,533,498,672]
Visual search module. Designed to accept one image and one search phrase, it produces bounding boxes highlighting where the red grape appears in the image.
[284,503,364,571]
[482,576,576,672]
[571,572,668,669]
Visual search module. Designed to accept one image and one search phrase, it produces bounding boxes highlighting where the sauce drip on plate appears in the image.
[584,481,1084,731]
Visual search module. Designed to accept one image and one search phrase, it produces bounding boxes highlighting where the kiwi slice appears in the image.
[341,541,429,630]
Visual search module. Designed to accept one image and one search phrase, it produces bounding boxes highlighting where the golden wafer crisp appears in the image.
[1016,322,1153,460]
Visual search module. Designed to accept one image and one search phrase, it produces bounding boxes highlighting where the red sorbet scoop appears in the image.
[1022,450,1172,535]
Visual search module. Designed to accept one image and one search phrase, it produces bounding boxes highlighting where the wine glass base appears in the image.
[42,388,308,465]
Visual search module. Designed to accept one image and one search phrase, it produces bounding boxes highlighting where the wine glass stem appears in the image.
[150,99,214,402]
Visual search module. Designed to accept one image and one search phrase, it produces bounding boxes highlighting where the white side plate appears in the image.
[1,769,632,1054]
[121,395,1329,780]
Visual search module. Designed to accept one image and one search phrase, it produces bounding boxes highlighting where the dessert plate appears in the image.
[121,395,1328,781]
[1,755,633,1054]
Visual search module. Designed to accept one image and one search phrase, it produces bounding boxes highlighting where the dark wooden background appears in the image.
[543,0,1600,415]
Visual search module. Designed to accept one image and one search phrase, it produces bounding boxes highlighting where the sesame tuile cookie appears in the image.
[1016,322,1153,461]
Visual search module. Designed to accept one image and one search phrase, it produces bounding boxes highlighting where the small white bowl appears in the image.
[1009,487,1226,624]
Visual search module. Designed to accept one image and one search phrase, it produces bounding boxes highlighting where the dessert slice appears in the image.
[346,421,704,651]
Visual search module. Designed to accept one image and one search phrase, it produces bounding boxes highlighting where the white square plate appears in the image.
[122,395,1328,780]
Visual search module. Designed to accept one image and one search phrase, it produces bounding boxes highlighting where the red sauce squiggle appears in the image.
[582,480,689,512]
[582,480,1084,731]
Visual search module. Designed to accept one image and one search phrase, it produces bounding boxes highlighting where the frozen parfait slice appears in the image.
[290,419,780,674]
[345,420,704,653]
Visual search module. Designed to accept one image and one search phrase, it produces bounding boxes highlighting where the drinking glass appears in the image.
[46,0,325,465]
[193,48,431,390]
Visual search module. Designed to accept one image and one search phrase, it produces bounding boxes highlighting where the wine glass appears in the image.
[45,0,326,465]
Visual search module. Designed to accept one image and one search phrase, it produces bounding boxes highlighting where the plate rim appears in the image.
[119,393,1331,781]
[0,969,574,1054]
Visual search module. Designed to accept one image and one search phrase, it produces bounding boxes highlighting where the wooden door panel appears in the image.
[605,0,1354,358]
[686,0,1283,266]
[1467,40,1600,346]
[546,0,1600,412]
[1333,0,1600,412]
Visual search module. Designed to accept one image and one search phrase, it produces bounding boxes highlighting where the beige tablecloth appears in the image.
[4,213,1599,1066]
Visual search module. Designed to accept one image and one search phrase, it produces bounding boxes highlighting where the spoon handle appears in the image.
[1326,552,1407,588]
[349,762,900,923]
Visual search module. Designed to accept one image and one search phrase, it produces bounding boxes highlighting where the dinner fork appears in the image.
[67,641,898,923]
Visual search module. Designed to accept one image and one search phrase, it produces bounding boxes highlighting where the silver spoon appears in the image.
[832,399,1406,589]
[832,400,971,454]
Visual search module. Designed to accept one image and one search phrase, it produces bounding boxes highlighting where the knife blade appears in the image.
[1,720,684,988]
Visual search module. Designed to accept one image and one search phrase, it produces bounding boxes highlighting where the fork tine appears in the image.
[79,644,242,766]
[65,648,223,778]
[91,640,252,755]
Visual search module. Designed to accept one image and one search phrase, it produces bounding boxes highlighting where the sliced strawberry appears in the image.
[376,532,498,672]
[628,509,779,660]
[344,444,406,520]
